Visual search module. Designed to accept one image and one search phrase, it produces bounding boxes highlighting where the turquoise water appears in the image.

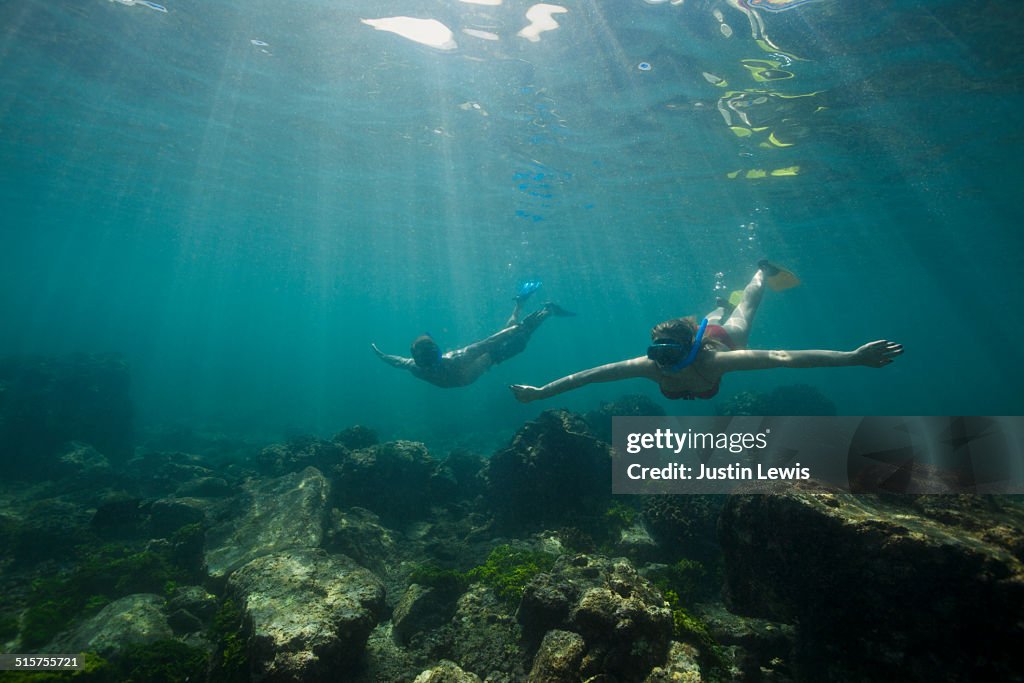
[1,0,1022,451]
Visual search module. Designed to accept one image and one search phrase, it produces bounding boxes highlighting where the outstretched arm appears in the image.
[371,343,416,370]
[511,357,652,403]
[711,340,903,373]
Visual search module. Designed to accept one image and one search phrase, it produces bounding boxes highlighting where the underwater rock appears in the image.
[716,384,836,417]
[642,495,726,562]
[166,608,204,636]
[0,353,134,479]
[392,584,453,646]
[331,440,443,526]
[518,554,673,681]
[695,602,794,680]
[55,442,111,481]
[228,548,385,683]
[413,659,483,683]
[719,487,1024,682]
[417,507,495,569]
[122,450,219,499]
[715,391,765,417]
[439,449,487,500]
[354,623,422,683]
[333,424,380,450]
[323,506,401,576]
[613,519,660,562]
[583,394,666,444]
[147,498,206,538]
[48,593,172,657]
[485,410,613,532]
[89,494,207,542]
[90,496,148,539]
[257,436,346,477]
[448,584,527,680]
[527,629,586,682]
[205,466,329,581]
[175,476,233,498]
[642,641,704,683]
[166,585,218,623]
[4,497,94,567]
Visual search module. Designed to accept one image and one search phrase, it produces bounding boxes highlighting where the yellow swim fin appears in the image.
[758,259,801,291]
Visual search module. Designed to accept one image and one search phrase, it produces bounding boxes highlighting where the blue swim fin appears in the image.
[515,280,543,302]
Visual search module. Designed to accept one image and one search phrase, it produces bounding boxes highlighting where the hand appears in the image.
[371,343,385,357]
[510,384,543,403]
[854,340,903,368]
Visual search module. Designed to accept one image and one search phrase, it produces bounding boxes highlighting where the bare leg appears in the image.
[461,305,551,367]
[505,300,523,328]
[705,304,728,326]
[719,268,766,348]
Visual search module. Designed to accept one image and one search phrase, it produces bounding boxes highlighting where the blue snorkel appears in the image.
[669,317,708,371]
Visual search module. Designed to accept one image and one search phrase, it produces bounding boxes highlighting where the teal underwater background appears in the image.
[1,0,1023,451]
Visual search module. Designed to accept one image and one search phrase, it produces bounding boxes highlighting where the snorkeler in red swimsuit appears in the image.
[511,261,903,404]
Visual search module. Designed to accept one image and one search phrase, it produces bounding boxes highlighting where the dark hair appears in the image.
[651,317,698,345]
[411,335,441,368]
[650,316,727,354]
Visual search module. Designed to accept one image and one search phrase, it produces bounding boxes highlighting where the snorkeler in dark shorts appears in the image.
[373,282,574,388]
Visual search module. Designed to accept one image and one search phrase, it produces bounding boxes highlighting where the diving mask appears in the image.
[646,318,709,371]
